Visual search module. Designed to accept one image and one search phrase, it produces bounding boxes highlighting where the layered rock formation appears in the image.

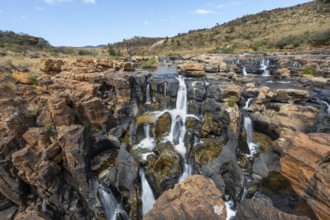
[143,175,226,220]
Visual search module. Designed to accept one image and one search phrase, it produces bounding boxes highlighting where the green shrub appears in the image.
[27,103,39,117]
[276,36,301,49]
[28,74,38,85]
[312,30,330,44]
[302,66,314,75]
[222,46,235,53]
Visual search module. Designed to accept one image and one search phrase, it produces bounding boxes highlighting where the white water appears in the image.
[99,186,128,220]
[146,83,151,104]
[321,100,330,115]
[135,124,155,151]
[242,66,248,76]
[244,116,259,157]
[140,169,155,215]
[225,200,237,220]
[243,98,253,110]
[260,59,270,76]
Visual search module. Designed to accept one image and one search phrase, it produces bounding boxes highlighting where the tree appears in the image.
[107,43,116,56]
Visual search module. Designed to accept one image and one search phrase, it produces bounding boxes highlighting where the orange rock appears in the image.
[278,130,330,220]
[144,175,226,220]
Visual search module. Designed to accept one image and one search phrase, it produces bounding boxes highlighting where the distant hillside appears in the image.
[0,31,53,53]
[144,0,330,55]
[109,36,165,56]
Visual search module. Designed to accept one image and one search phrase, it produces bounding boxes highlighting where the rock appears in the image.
[0,205,17,220]
[147,142,182,195]
[14,210,46,220]
[252,151,280,178]
[40,58,63,74]
[48,97,75,126]
[276,68,291,79]
[272,89,309,103]
[178,62,206,77]
[207,83,241,102]
[11,71,34,84]
[58,125,90,198]
[277,130,330,220]
[143,175,226,220]
[115,144,139,219]
[251,104,318,134]
[77,98,109,126]
[236,199,309,220]
[153,112,171,142]
[205,64,219,73]
[95,58,114,69]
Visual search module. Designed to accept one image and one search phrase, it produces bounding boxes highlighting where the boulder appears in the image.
[153,112,171,142]
[277,130,330,220]
[40,58,63,74]
[143,175,226,220]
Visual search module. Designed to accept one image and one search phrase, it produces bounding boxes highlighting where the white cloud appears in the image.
[34,6,45,11]
[44,0,72,5]
[82,0,96,4]
[193,9,214,15]
[216,4,225,9]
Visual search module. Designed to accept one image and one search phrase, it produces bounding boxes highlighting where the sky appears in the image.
[0,0,312,47]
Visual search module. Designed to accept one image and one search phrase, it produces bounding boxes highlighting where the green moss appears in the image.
[227,97,237,107]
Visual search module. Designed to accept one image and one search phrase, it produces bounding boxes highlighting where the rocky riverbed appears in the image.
[0,52,329,220]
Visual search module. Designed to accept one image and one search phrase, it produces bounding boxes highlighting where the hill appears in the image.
[144,0,330,55]
[109,36,165,56]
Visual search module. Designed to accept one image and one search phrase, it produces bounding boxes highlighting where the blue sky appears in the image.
[0,0,311,47]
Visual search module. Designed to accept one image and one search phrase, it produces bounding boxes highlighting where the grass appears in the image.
[26,103,39,117]
[302,67,314,75]
[140,60,158,69]
[227,97,237,108]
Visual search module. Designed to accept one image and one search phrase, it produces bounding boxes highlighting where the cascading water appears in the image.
[260,58,270,76]
[243,98,253,110]
[242,66,248,76]
[244,116,259,157]
[146,82,151,104]
[166,75,193,180]
[98,186,128,220]
[140,169,156,215]
[321,100,330,115]
[135,124,155,151]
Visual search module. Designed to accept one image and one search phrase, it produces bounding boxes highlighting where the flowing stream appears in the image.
[140,169,155,215]
[242,66,248,76]
[244,116,259,157]
[98,186,128,220]
[321,100,330,115]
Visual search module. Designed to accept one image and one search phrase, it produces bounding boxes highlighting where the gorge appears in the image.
[0,52,329,220]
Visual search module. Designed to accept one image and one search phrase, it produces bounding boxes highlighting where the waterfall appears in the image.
[321,100,330,115]
[243,98,253,110]
[243,116,259,157]
[140,169,155,215]
[260,58,270,76]
[242,66,248,76]
[225,200,237,220]
[168,75,188,157]
[98,186,128,220]
[166,75,192,180]
[146,82,151,104]
[135,124,155,151]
